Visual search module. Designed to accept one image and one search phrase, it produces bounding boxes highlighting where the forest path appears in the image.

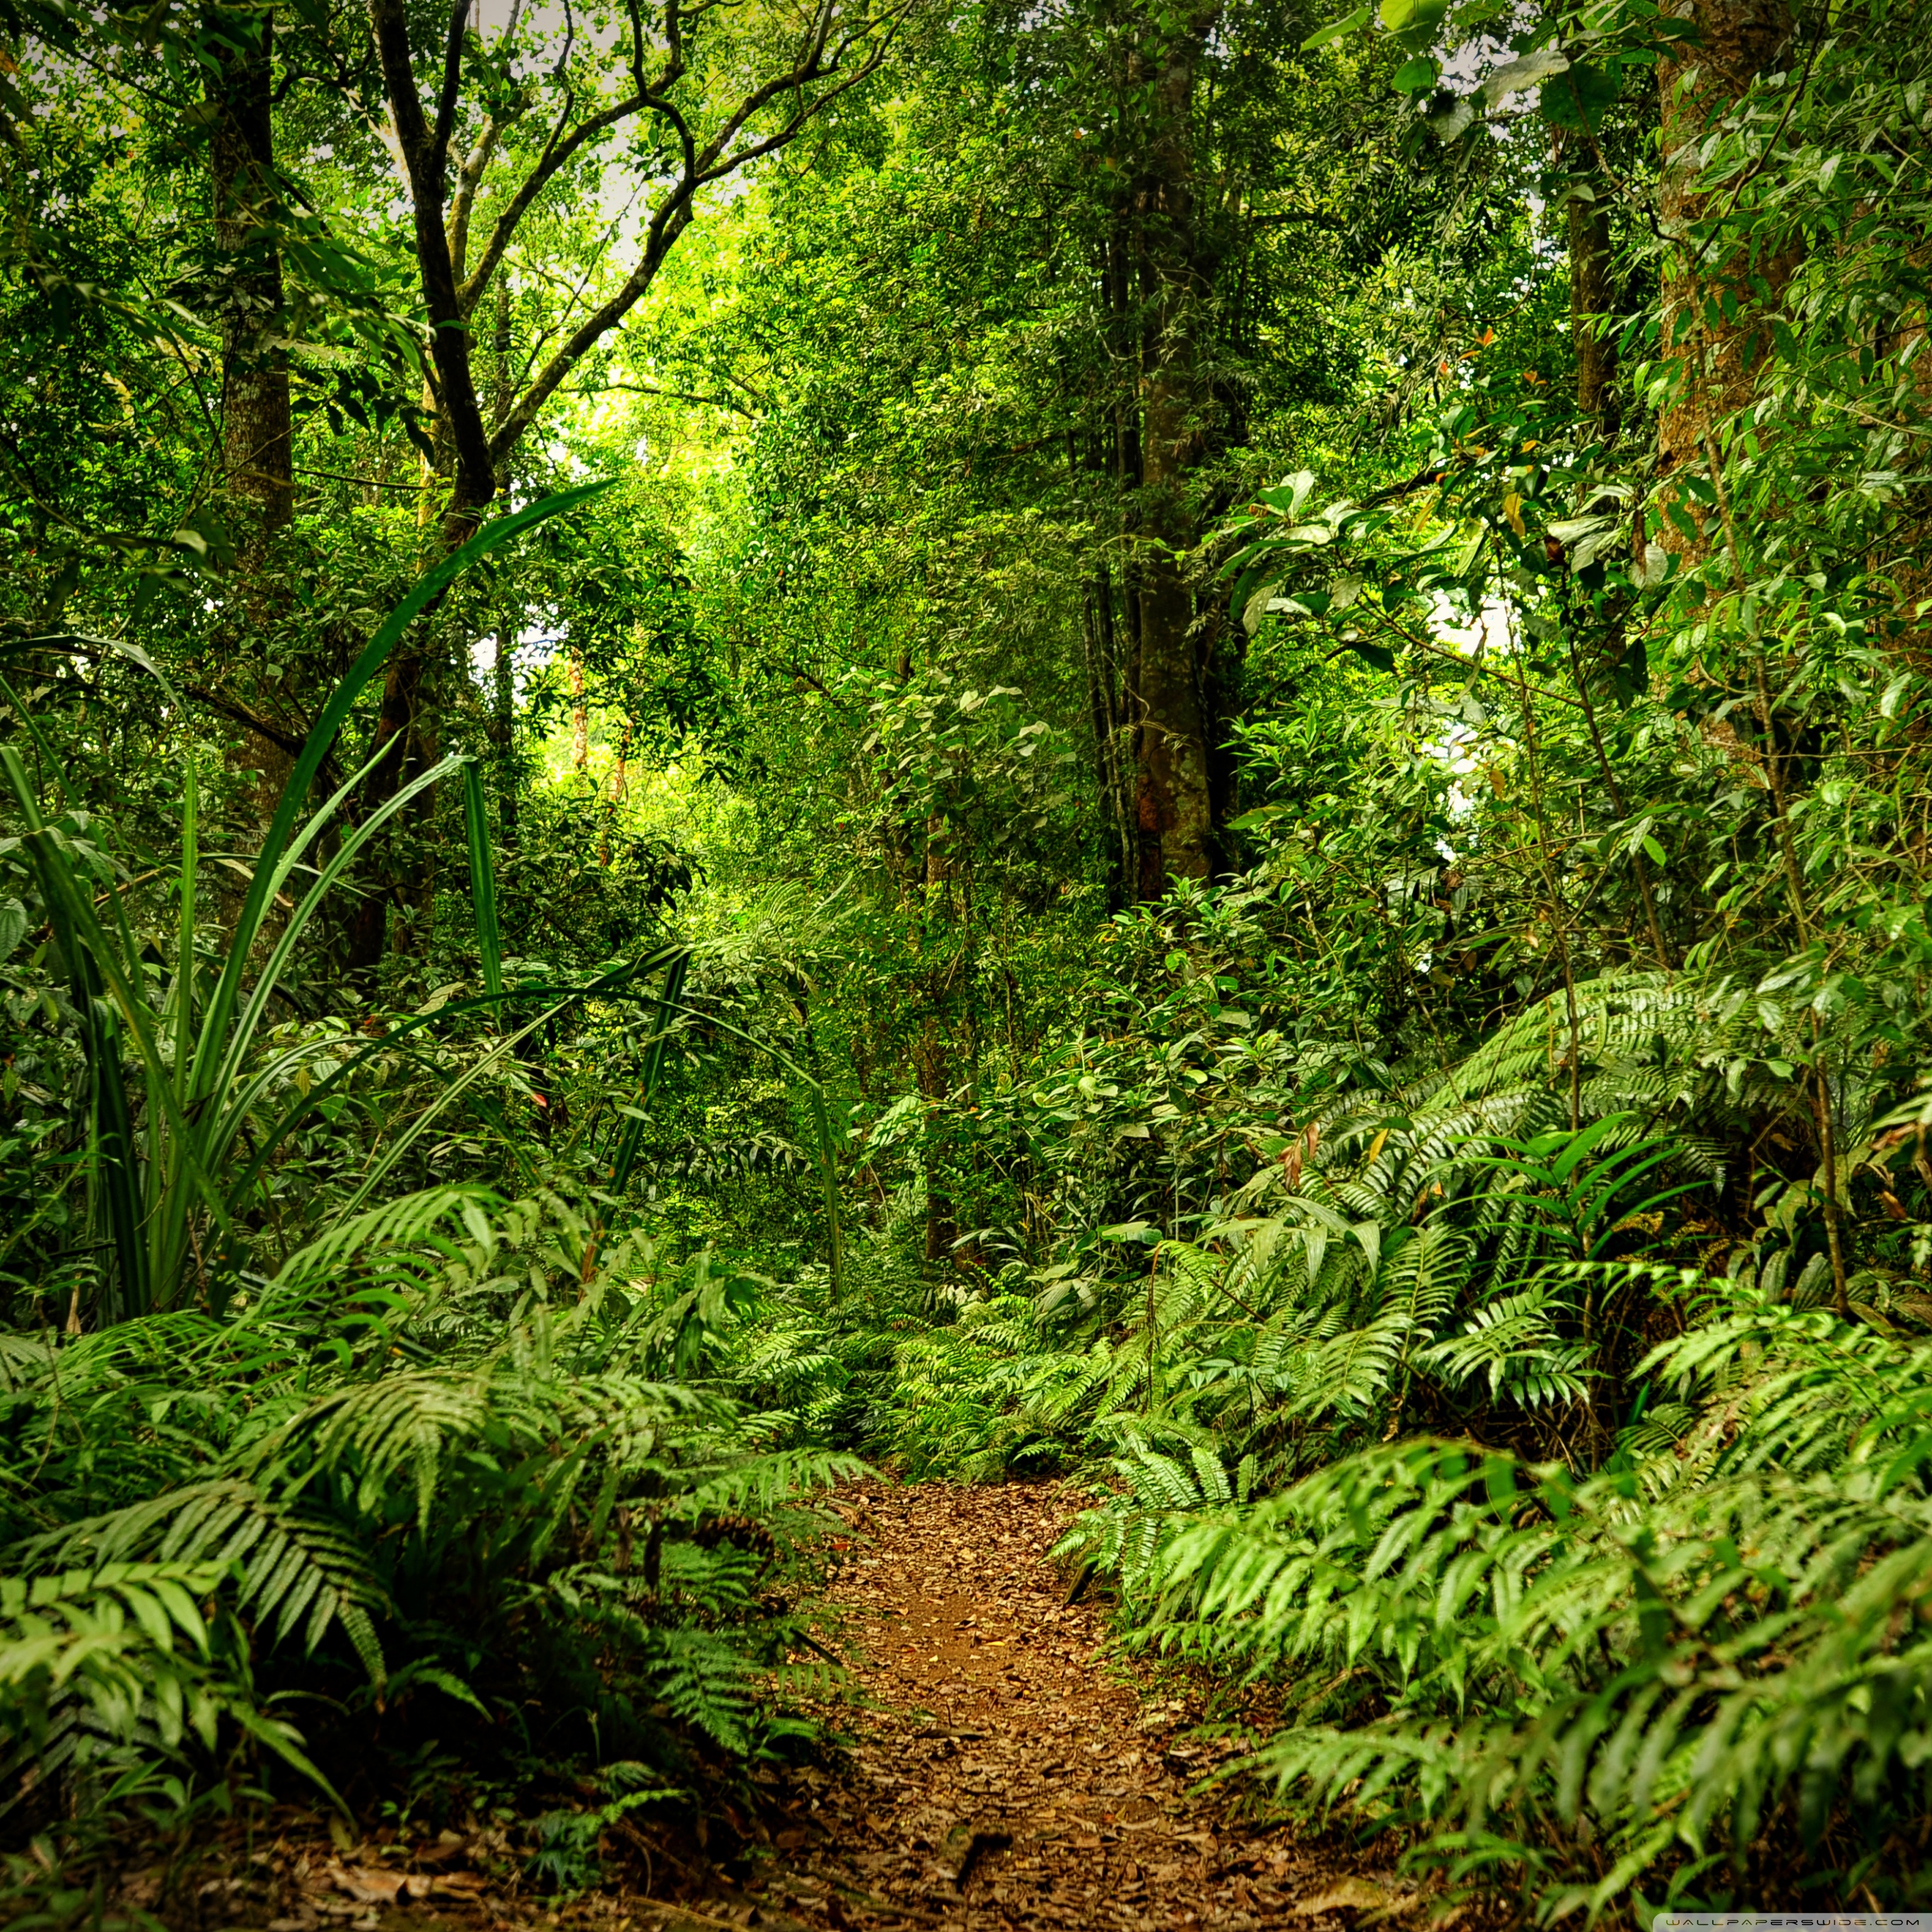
[724,1479,1382,1932]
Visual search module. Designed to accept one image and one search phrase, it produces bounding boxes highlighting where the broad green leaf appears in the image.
[1540,57,1619,131]
[1302,3,1371,49]
[1379,0,1448,51]
[1480,45,1569,107]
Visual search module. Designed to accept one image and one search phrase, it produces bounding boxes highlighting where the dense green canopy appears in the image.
[4,0,1932,1913]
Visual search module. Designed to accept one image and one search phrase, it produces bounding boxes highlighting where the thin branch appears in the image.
[458,89,649,310]
[17,639,334,776]
[478,0,910,470]
[572,381,756,416]
[431,0,473,176]
[293,465,443,493]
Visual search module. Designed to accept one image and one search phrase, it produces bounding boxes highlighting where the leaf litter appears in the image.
[729,1479,1409,1931]
[103,1480,1407,1932]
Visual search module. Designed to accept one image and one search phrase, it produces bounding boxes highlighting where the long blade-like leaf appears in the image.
[609,951,689,1197]
[194,479,613,1106]
[461,759,504,1006]
[206,750,465,1135]
[0,747,151,1315]
[336,949,682,1218]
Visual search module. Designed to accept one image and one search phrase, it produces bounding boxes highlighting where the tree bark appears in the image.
[1128,6,1220,900]
[211,13,293,531]
[600,714,633,866]
[209,9,298,931]
[1562,139,1619,430]
[1650,0,1796,803]
[1655,0,1794,497]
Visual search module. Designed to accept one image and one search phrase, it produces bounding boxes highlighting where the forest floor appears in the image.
[726,1478,1402,1932]
[139,1481,1406,1932]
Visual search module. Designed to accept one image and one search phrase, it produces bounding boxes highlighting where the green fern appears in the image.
[1,1189,862,1830]
[0,1559,339,1809]
[21,1480,390,1686]
[1058,1285,1932,1912]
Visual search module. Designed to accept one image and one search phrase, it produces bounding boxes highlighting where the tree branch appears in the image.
[448,114,504,283]
[16,639,336,777]
[478,0,911,472]
[692,16,901,188]
[458,89,647,310]
[575,380,756,416]
[431,0,471,178]
[368,0,496,523]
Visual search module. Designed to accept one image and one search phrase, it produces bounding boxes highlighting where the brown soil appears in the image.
[108,1481,1396,1932]
[727,1479,1397,1932]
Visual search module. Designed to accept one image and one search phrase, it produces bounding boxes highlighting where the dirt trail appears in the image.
[730,1480,1380,1932]
[180,1481,1384,1932]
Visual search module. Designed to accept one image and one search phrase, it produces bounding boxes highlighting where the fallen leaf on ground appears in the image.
[305,1862,418,1905]
[1294,1878,1397,1916]
[736,1479,1388,1931]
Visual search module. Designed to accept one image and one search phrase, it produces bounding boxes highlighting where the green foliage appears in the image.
[6,0,1932,1913]
[0,487,608,1320]
[1064,1292,1932,1914]
[0,1185,859,1845]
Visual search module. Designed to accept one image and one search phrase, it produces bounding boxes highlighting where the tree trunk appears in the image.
[211,14,293,533]
[348,0,501,979]
[1562,136,1619,430]
[209,9,298,916]
[1128,8,1220,900]
[1650,0,1796,795]
[1655,0,1794,498]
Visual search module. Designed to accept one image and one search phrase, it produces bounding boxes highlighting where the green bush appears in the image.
[0,1187,859,1853]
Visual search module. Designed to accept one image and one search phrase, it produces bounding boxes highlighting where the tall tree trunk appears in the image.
[1129,7,1220,900]
[1652,1,1841,1312]
[209,8,298,914]
[348,0,894,977]
[349,0,501,979]
[211,13,293,533]
[1655,0,1793,501]
[1651,1,1796,788]
[1562,136,1619,431]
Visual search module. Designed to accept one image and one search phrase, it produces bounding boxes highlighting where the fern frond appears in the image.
[17,1480,389,1684]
